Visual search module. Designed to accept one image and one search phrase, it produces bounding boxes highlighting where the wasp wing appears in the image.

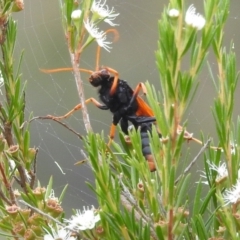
[135,96,154,117]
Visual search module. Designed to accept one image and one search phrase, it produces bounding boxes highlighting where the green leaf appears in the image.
[2,1,11,14]
[45,176,53,200]
[168,165,175,205]
[58,184,68,203]
[193,215,208,240]
[155,225,164,240]
[192,180,202,217]
[23,130,30,157]
[181,30,196,57]
[175,174,191,208]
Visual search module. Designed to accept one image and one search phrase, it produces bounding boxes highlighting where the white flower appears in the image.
[65,206,100,231]
[168,8,180,18]
[185,4,206,30]
[91,0,119,26]
[223,179,240,205]
[199,160,228,185]
[71,9,82,21]
[84,19,112,51]
[207,160,228,183]
[44,225,74,240]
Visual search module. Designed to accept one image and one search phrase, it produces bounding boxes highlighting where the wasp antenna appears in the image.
[96,45,101,71]
[105,28,119,43]
[95,29,119,71]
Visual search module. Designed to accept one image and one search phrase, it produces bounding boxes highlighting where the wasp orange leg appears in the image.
[40,68,93,75]
[47,98,106,120]
[129,82,147,104]
[108,124,116,146]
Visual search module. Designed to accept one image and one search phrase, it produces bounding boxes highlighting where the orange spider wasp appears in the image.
[41,42,162,170]
[41,31,212,172]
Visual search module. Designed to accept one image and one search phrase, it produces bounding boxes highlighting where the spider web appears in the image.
[12,0,240,214]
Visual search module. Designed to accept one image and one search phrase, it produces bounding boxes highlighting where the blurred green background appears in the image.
[10,0,240,215]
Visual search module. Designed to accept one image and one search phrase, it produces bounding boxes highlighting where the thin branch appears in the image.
[29,148,38,189]
[70,52,92,133]
[0,188,12,205]
[29,116,83,140]
[120,194,157,240]
[119,177,157,240]
[175,138,212,184]
[0,162,16,205]
[19,200,82,237]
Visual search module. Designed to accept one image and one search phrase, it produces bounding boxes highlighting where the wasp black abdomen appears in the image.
[141,131,151,157]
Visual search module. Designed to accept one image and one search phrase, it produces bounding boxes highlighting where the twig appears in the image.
[0,162,16,205]
[175,138,212,184]
[19,200,81,236]
[19,200,63,224]
[29,116,83,140]
[119,176,157,240]
[30,148,38,189]
[17,164,28,193]
[70,52,92,133]
[0,188,12,205]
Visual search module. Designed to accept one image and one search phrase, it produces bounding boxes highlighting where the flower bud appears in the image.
[6,205,20,218]
[27,148,37,163]
[11,0,24,12]
[168,9,180,18]
[27,213,42,225]
[24,229,36,240]
[136,182,145,201]
[13,223,25,236]
[96,226,105,237]
[18,208,31,221]
[46,198,63,218]
[7,145,19,158]
[31,225,42,236]
[32,187,46,201]
[71,9,82,28]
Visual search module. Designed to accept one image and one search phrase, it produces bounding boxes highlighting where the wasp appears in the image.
[42,42,161,170]
[41,41,206,171]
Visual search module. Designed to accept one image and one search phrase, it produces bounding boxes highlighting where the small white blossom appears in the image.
[198,160,228,185]
[91,0,119,26]
[185,4,206,30]
[84,19,112,51]
[44,225,74,240]
[207,160,228,183]
[168,8,180,18]
[65,206,100,231]
[71,9,82,21]
[223,179,240,205]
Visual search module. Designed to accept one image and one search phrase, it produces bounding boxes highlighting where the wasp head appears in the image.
[89,68,110,87]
